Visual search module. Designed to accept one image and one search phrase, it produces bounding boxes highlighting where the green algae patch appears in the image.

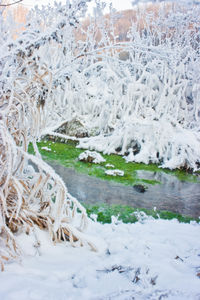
[28,141,199,186]
[84,203,199,224]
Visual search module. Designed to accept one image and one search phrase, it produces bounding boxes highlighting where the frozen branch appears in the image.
[0,0,23,6]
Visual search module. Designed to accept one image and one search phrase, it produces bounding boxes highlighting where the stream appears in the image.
[48,161,200,218]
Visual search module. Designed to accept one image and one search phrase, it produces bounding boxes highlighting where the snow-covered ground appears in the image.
[0,217,200,300]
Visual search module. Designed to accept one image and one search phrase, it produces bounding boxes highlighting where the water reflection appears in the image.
[49,162,200,218]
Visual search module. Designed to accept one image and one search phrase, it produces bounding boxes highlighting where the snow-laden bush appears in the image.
[6,1,198,171]
[29,1,199,171]
[0,0,97,271]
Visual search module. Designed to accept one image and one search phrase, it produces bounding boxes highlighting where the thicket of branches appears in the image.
[76,3,200,170]
[0,0,96,271]
[29,1,199,171]
[0,0,200,269]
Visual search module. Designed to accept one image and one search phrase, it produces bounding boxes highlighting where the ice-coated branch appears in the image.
[0,0,23,6]
[0,0,98,271]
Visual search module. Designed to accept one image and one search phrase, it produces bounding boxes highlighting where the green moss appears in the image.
[28,140,199,186]
[84,203,199,224]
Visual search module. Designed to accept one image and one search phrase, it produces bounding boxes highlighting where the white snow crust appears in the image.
[105,169,124,176]
[105,163,115,168]
[78,150,106,164]
[41,146,51,152]
[0,218,200,300]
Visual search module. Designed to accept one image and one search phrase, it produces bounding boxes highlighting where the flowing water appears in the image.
[48,162,200,218]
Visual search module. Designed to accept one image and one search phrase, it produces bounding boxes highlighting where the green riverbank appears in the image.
[84,203,199,224]
[29,140,199,187]
[28,141,200,224]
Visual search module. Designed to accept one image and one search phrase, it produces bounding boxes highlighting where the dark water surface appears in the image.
[48,162,200,218]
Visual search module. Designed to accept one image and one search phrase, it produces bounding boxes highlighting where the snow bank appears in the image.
[0,218,200,299]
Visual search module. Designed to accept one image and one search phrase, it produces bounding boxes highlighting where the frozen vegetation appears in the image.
[0,0,200,298]
[1,0,199,172]
[39,0,200,171]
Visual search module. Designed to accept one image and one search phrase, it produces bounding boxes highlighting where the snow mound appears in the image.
[105,169,124,176]
[78,150,106,164]
[105,163,115,168]
[41,146,51,152]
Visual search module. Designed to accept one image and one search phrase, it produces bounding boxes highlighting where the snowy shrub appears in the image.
[7,1,197,171]
[0,0,97,271]
[76,3,200,171]
[36,1,200,171]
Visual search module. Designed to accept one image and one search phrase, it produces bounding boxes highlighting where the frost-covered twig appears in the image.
[0,0,22,7]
